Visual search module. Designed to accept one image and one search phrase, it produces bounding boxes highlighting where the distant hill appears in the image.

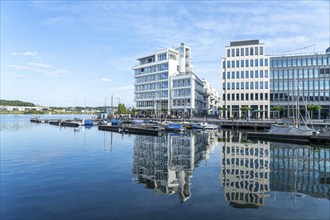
[0,99,35,107]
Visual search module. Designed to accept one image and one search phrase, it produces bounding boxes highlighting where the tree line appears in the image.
[0,99,35,107]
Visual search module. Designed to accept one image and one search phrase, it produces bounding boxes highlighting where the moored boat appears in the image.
[191,122,218,130]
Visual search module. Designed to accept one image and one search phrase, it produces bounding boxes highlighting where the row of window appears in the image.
[270,68,329,80]
[223,70,269,80]
[270,92,330,102]
[135,63,168,75]
[224,81,269,90]
[227,46,264,57]
[172,98,191,107]
[157,53,167,61]
[270,80,330,91]
[173,88,191,97]
[135,82,168,92]
[270,56,330,68]
[136,101,159,108]
[135,91,169,100]
[223,93,269,101]
[224,58,269,69]
[173,79,191,87]
[135,72,168,83]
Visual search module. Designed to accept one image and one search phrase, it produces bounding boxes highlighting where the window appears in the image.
[255,70,259,78]
[255,47,258,55]
[245,82,249,89]
[246,60,249,67]
[255,59,258,67]
[232,82,235,90]
[246,93,249,100]
[250,59,253,67]
[232,94,235,100]
[236,94,240,100]
[260,70,263,78]
[260,81,263,89]
[227,61,230,68]
[227,94,230,101]
[227,49,230,57]
[236,71,239,79]
[255,93,258,100]
[232,71,235,79]
[236,60,239,68]
[265,70,268,78]
[236,82,239,89]
[260,59,263,66]
[250,82,254,89]
[241,60,244,67]
[232,49,235,57]
[241,82,244,89]
[265,93,268,100]
[241,48,244,56]
[260,46,263,55]
[227,82,230,90]
[245,48,249,57]
[250,47,253,55]
[241,71,244,79]
[250,93,254,100]
[223,72,226,79]
[227,72,230,79]
[255,82,258,89]
[241,93,244,101]
[246,71,249,78]
[236,48,239,56]
[232,61,235,68]
[250,71,254,78]
[265,81,268,89]
[260,93,263,100]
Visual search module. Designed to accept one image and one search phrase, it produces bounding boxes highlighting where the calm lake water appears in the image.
[1,114,329,220]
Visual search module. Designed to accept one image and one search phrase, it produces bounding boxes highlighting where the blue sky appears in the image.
[1,0,329,107]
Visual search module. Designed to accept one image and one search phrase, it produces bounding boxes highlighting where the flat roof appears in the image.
[230,40,259,47]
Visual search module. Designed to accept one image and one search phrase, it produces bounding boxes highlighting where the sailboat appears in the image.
[269,81,318,136]
[247,81,319,143]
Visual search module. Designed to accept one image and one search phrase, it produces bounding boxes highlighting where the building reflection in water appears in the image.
[220,130,270,208]
[132,130,217,202]
[220,130,330,208]
[270,143,330,200]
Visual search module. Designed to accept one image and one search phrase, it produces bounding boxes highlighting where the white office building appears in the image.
[133,43,206,117]
[222,40,270,119]
[202,79,221,116]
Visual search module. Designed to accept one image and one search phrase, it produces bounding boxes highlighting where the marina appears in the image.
[1,114,329,220]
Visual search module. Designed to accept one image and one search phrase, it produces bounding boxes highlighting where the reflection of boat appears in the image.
[191,122,218,130]
[164,123,184,132]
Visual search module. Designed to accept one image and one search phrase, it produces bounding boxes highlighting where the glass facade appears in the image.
[270,53,330,119]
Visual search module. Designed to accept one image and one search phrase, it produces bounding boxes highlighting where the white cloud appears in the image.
[101,78,111,82]
[8,64,68,76]
[28,62,53,68]
[11,51,40,57]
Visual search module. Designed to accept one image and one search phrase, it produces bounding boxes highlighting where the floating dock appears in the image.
[247,131,330,145]
[98,125,164,136]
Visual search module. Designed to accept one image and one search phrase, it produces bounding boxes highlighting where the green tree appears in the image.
[307,104,322,119]
[272,106,285,119]
[240,106,252,119]
[117,103,128,114]
[217,106,227,118]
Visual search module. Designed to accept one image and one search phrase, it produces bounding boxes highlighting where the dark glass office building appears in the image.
[270,49,330,119]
